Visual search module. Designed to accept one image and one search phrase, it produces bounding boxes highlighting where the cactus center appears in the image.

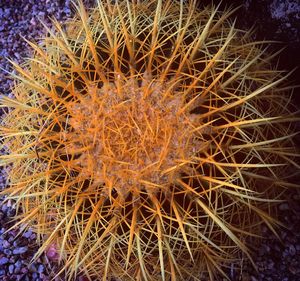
[67,76,202,198]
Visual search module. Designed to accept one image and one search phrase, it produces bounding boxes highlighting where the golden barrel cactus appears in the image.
[0,0,299,280]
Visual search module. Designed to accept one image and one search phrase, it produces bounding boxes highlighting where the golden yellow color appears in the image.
[0,0,299,280]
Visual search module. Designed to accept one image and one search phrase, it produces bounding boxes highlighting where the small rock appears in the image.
[8,264,14,274]
[2,240,10,248]
[37,264,45,273]
[14,260,22,274]
[288,265,299,274]
[21,267,28,274]
[267,261,274,270]
[3,249,11,255]
[22,229,32,239]
[12,246,28,255]
[279,203,289,211]
[46,243,59,260]
[289,244,296,256]
[0,256,9,265]
[29,263,37,272]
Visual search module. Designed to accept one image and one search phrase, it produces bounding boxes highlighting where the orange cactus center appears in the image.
[66,75,201,198]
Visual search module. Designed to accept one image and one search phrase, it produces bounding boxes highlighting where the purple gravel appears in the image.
[0,0,95,95]
[0,1,95,280]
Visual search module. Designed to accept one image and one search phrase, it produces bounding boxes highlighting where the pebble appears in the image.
[8,264,14,274]
[29,264,37,272]
[289,244,296,256]
[3,249,11,255]
[12,246,28,255]
[241,190,300,281]
[279,203,290,211]
[0,257,9,265]
[22,230,33,239]
[2,240,10,248]
[37,264,45,273]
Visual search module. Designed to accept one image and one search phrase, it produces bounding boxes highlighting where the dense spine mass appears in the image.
[0,0,299,280]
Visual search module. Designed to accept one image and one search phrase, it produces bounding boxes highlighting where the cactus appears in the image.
[0,0,299,280]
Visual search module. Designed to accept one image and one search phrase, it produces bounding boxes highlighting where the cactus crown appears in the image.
[0,0,299,280]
